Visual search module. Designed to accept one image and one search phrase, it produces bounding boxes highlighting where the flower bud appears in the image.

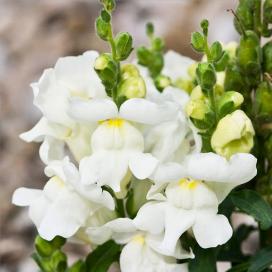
[211,110,255,158]
[115,32,133,61]
[186,86,210,120]
[218,91,244,117]
[237,30,261,76]
[51,250,67,271]
[196,63,217,92]
[263,41,272,74]
[234,0,255,34]
[224,41,238,59]
[155,74,171,92]
[191,32,205,53]
[94,53,119,93]
[255,81,272,119]
[224,64,245,93]
[100,0,116,12]
[95,16,110,41]
[264,0,272,23]
[121,64,140,80]
[210,41,223,62]
[174,78,194,93]
[188,63,197,78]
[118,76,146,99]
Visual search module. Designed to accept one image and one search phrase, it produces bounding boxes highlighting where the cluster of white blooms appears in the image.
[13,50,257,271]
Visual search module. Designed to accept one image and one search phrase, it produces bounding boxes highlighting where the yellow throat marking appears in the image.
[179,178,200,190]
[101,118,124,127]
[132,235,145,245]
[52,176,65,188]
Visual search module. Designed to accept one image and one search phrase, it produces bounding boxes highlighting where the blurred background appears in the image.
[0,0,238,271]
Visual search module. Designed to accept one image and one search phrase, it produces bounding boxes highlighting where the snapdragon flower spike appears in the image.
[12,157,115,240]
[20,51,105,163]
[137,152,257,253]
[87,218,192,272]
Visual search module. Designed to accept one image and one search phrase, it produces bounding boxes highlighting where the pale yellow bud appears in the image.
[224,41,238,59]
[211,110,255,159]
[121,64,140,80]
[118,76,146,99]
[186,85,209,120]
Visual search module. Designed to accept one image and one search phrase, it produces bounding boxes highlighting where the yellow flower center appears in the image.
[132,235,145,245]
[179,178,200,190]
[100,118,124,127]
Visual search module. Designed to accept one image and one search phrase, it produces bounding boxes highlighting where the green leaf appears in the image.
[227,262,250,272]
[248,247,272,272]
[231,189,272,230]
[68,260,86,272]
[191,32,205,52]
[85,240,121,272]
[189,246,217,272]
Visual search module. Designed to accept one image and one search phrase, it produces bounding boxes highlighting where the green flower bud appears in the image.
[210,41,223,62]
[100,0,116,12]
[121,64,140,80]
[214,51,230,72]
[196,63,217,92]
[146,22,154,37]
[218,91,244,117]
[263,41,272,74]
[155,74,171,92]
[100,9,111,22]
[118,76,146,99]
[137,46,152,66]
[191,32,205,53]
[234,0,255,34]
[152,37,165,52]
[51,250,67,272]
[264,0,272,23]
[115,32,133,61]
[265,135,272,165]
[94,53,119,93]
[211,110,255,159]
[256,81,272,119]
[186,86,210,120]
[95,16,110,41]
[149,52,164,78]
[224,64,245,93]
[236,30,261,75]
[201,19,209,36]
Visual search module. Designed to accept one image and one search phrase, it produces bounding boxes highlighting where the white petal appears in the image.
[68,98,118,122]
[163,87,190,108]
[134,202,165,235]
[163,50,195,81]
[129,152,158,180]
[38,189,90,240]
[20,117,69,142]
[146,182,167,201]
[80,151,129,192]
[193,214,233,248]
[151,162,186,183]
[160,205,195,254]
[12,188,42,206]
[120,98,179,125]
[184,153,257,184]
[54,51,105,98]
[39,137,65,164]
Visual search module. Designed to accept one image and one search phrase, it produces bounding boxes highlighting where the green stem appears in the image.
[108,24,117,61]
[204,36,212,62]
[208,87,218,123]
[254,0,262,38]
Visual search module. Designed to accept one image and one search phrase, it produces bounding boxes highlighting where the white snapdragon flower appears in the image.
[12,157,115,241]
[69,97,179,193]
[87,218,192,272]
[20,51,105,163]
[135,153,257,254]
